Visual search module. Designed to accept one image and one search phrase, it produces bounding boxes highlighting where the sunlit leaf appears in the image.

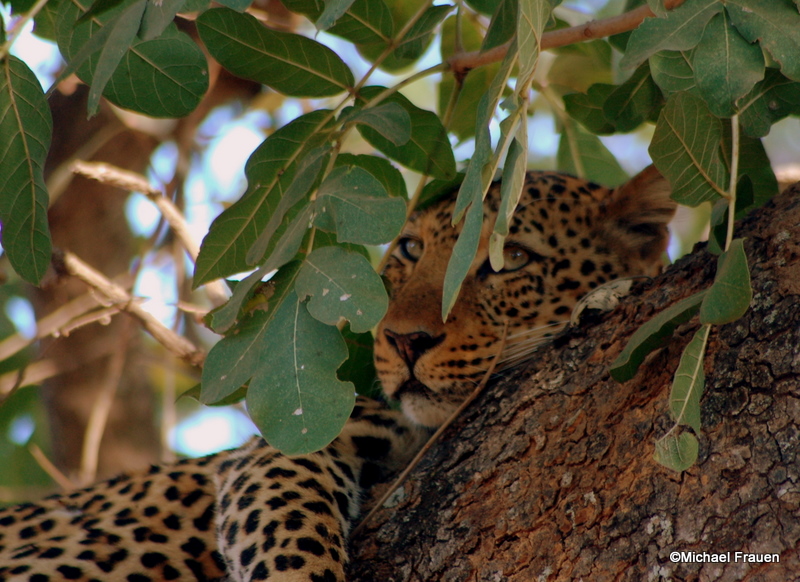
[0,57,53,285]
[491,132,527,271]
[516,0,551,87]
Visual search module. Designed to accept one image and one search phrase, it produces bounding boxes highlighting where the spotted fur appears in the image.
[0,166,675,581]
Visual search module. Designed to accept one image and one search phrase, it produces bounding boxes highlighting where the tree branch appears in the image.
[58,251,206,367]
[448,0,687,76]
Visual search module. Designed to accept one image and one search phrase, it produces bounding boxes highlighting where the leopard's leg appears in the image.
[214,398,428,582]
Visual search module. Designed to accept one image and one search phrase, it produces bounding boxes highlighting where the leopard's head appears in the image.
[374,165,676,427]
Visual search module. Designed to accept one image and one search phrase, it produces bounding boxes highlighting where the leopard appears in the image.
[0,165,676,582]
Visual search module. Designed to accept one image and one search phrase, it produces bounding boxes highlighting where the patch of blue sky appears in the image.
[170,406,257,457]
[4,297,36,340]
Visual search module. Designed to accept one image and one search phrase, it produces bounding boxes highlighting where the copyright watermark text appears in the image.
[669,551,780,564]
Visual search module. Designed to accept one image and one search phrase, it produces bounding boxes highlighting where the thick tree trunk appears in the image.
[349,184,800,581]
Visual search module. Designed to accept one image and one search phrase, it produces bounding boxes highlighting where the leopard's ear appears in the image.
[598,164,677,264]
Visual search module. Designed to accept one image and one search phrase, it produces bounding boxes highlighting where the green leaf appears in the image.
[650,49,697,96]
[602,62,662,133]
[356,86,455,179]
[654,431,699,472]
[66,0,148,116]
[557,120,628,187]
[216,0,251,11]
[693,11,765,117]
[726,0,800,82]
[491,132,527,271]
[563,83,617,135]
[57,0,208,118]
[442,200,483,320]
[394,4,452,60]
[0,57,53,285]
[246,300,355,454]
[338,325,379,398]
[649,92,727,206]
[343,102,411,146]
[670,324,710,433]
[140,0,190,39]
[516,0,551,86]
[314,166,406,245]
[197,7,354,97]
[316,0,356,30]
[728,134,778,212]
[610,291,706,383]
[483,0,516,50]
[282,0,393,46]
[439,14,501,141]
[620,0,721,70]
[194,110,335,287]
[334,153,407,199]
[209,204,314,332]
[295,246,388,333]
[699,238,752,324]
[201,262,302,404]
[738,69,800,138]
[246,145,329,266]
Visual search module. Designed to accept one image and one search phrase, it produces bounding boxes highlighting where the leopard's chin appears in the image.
[392,380,458,428]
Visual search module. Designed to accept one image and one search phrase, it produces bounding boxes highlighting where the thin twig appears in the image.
[71,160,229,307]
[28,444,76,492]
[352,321,510,537]
[448,0,687,76]
[60,251,206,367]
[78,321,131,486]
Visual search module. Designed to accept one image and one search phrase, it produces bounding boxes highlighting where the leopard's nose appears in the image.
[383,330,445,368]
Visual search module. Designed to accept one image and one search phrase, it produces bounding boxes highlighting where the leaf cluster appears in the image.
[2,0,799,457]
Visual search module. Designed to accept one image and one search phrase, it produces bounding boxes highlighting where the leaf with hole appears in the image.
[246,300,355,454]
[295,246,388,333]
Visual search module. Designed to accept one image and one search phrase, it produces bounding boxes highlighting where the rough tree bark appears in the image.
[349,184,800,581]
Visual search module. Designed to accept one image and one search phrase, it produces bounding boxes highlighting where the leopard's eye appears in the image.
[398,237,424,261]
[501,245,533,272]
